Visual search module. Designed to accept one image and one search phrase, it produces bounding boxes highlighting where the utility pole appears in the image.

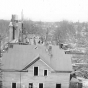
[0,35,2,88]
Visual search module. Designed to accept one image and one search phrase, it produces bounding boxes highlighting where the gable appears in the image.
[22,56,54,71]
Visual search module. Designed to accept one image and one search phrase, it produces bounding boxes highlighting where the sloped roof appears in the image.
[2,44,72,71]
[51,46,72,71]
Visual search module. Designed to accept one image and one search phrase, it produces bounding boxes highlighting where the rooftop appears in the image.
[2,44,72,72]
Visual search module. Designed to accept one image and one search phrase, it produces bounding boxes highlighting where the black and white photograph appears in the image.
[0,0,88,88]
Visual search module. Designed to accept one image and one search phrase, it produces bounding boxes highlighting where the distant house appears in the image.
[1,14,72,88]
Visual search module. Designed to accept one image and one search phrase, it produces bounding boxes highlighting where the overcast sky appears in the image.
[0,0,88,22]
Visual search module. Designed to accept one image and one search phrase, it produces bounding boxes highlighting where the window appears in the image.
[12,83,16,88]
[44,70,47,76]
[34,67,38,76]
[56,84,61,88]
[39,83,43,88]
[29,83,33,88]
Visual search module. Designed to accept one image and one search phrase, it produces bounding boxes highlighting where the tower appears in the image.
[19,9,24,42]
[9,15,20,43]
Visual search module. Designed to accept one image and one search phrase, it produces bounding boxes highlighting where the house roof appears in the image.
[50,46,72,71]
[2,44,72,72]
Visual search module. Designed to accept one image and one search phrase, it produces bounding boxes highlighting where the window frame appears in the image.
[29,83,33,88]
[33,66,39,76]
[43,69,48,76]
[39,83,44,88]
[56,83,61,88]
[11,82,17,88]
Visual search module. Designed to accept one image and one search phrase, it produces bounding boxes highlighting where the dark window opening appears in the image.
[12,83,16,88]
[34,67,38,76]
[39,83,43,88]
[13,26,15,40]
[29,83,33,88]
[44,70,47,76]
[56,84,61,88]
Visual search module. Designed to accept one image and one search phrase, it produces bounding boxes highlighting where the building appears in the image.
[2,44,72,88]
[1,15,72,88]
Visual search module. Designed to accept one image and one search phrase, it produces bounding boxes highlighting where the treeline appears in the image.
[1,20,88,48]
[23,20,88,48]
[0,20,9,38]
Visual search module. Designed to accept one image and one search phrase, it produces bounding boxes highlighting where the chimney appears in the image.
[48,45,53,58]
